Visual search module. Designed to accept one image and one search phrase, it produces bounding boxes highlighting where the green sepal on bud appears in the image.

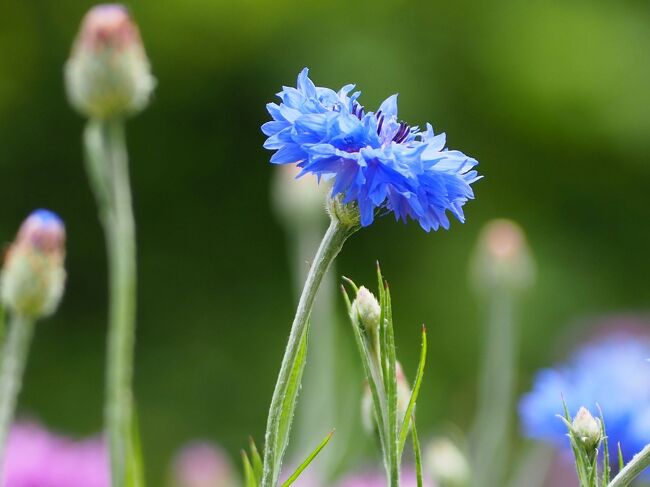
[65,4,155,120]
[1,210,66,319]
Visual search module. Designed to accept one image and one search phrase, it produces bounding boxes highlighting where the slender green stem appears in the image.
[472,286,516,487]
[84,118,137,487]
[289,221,339,477]
[608,444,650,487]
[0,315,35,466]
[261,218,353,487]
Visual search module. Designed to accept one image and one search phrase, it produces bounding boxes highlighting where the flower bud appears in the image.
[65,4,155,119]
[271,164,329,228]
[469,219,535,293]
[1,210,66,319]
[351,286,381,334]
[425,437,471,487]
[571,407,602,452]
[171,442,236,487]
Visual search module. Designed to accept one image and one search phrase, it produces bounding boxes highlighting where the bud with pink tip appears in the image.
[1,210,66,319]
[65,4,155,119]
[470,219,535,293]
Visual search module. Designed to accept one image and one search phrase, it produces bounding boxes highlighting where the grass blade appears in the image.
[125,406,145,487]
[275,322,311,475]
[249,437,263,483]
[341,283,388,460]
[242,450,257,487]
[398,326,427,455]
[412,420,423,487]
[280,430,335,487]
[383,283,399,484]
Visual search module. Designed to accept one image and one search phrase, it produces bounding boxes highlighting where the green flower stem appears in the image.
[472,286,516,487]
[290,222,338,476]
[0,315,35,466]
[608,444,650,487]
[261,217,354,487]
[84,119,137,487]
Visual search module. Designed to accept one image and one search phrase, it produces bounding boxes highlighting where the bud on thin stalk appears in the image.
[0,210,66,468]
[65,4,155,120]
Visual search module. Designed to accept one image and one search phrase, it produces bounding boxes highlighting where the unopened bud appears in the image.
[470,219,535,293]
[1,210,66,319]
[65,4,155,119]
[351,286,381,334]
[171,442,236,487]
[425,437,471,487]
[271,165,329,228]
[571,407,602,452]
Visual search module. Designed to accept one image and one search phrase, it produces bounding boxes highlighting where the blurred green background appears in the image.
[2,0,650,483]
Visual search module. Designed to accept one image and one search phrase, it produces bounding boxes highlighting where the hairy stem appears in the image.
[84,119,137,487]
[608,444,650,487]
[0,315,34,466]
[261,217,353,487]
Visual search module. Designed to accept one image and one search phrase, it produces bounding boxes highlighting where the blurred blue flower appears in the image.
[519,334,650,465]
[262,68,480,231]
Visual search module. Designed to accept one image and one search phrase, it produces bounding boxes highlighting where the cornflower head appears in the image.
[262,68,480,231]
[1,210,66,319]
[519,331,650,468]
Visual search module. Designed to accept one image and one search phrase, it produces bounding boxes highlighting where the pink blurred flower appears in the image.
[171,442,236,487]
[2,421,109,487]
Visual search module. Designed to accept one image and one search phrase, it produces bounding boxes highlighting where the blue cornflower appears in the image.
[262,68,481,231]
[519,334,650,465]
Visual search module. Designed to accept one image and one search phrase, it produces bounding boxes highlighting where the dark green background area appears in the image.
[1,0,650,484]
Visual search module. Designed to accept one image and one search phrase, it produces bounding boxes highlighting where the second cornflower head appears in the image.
[65,4,155,120]
[1,210,66,319]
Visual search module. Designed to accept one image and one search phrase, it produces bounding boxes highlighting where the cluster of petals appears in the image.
[262,68,480,231]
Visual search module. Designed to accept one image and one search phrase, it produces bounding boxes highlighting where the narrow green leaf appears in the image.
[342,283,388,457]
[275,322,311,475]
[383,282,399,482]
[242,450,257,487]
[617,443,624,472]
[598,406,610,486]
[412,420,423,487]
[341,276,359,294]
[398,326,427,455]
[280,430,335,487]
[125,406,145,487]
[249,437,263,483]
